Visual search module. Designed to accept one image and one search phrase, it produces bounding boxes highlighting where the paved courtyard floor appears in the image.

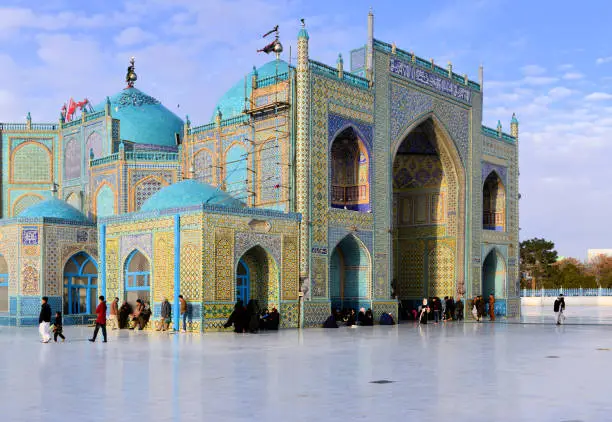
[1,318,611,422]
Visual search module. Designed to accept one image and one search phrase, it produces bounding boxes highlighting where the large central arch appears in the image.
[391,115,465,302]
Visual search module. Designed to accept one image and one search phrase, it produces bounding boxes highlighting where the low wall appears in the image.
[522,297,612,306]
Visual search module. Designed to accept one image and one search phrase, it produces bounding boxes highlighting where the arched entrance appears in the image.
[235,245,279,311]
[483,172,506,231]
[329,127,370,211]
[392,117,464,301]
[124,250,151,307]
[63,252,98,315]
[329,235,371,311]
[482,249,506,298]
[0,255,8,313]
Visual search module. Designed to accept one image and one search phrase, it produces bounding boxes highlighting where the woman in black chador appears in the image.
[246,299,260,333]
[224,300,247,333]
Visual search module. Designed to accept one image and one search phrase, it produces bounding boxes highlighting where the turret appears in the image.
[296,19,311,279]
[337,53,344,79]
[496,120,502,137]
[479,64,484,90]
[26,112,31,130]
[510,113,519,139]
[366,8,374,83]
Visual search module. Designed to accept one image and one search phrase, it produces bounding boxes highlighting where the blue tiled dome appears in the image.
[20,198,90,222]
[140,180,245,212]
[212,59,289,122]
[95,88,183,147]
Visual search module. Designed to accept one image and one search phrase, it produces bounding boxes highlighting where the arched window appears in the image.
[483,172,506,231]
[0,255,8,313]
[85,132,103,161]
[330,127,370,211]
[134,177,164,211]
[225,144,248,200]
[125,250,151,306]
[63,252,98,315]
[64,137,81,180]
[12,143,51,183]
[13,194,43,216]
[193,149,214,184]
[95,185,115,218]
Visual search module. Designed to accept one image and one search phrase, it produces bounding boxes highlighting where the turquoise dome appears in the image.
[95,88,183,147]
[20,198,90,222]
[140,180,245,212]
[212,59,289,121]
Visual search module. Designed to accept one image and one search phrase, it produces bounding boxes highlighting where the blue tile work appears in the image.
[9,296,17,313]
[485,299,507,317]
[328,227,373,255]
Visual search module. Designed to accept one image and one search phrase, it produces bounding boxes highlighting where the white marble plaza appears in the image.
[1,316,611,422]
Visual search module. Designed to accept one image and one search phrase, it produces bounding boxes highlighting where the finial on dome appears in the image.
[126,56,137,88]
[89,148,95,160]
[50,182,58,197]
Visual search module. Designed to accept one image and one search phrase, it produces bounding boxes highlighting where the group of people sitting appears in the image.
[416,297,464,324]
[224,299,280,333]
[116,299,152,330]
[323,307,395,328]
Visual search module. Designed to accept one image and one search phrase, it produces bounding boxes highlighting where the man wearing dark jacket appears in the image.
[554,294,566,325]
[89,296,107,342]
[157,298,171,331]
[39,296,52,343]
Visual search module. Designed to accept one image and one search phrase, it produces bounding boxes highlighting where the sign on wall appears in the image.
[389,57,471,103]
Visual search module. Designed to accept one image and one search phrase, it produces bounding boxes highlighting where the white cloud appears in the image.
[596,56,612,65]
[562,72,584,80]
[558,64,573,70]
[521,64,546,75]
[522,76,559,86]
[585,92,612,101]
[114,27,155,46]
[547,86,574,99]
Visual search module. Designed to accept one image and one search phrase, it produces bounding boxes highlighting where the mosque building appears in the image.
[0,12,519,329]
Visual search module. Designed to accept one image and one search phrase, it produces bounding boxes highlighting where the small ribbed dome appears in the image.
[95,87,183,147]
[140,180,245,212]
[20,198,90,222]
[212,59,289,121]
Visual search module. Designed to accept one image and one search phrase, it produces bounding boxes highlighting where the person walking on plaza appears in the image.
[472,296,480,322]
[109,297,119,330]
[89,296,107,343]
[554,294,566,325]
[38,296,52,343]
[455,297,464,321]
[179,294,187,332]
[53,311,66,342]
[477,296,486,322]
[156,298,171,331]
[488,294,496,321]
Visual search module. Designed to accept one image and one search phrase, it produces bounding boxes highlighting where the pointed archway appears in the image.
[391,116,465,301]
[63,252,98,315]
[482,249,506,298]
[329,234,371,311]
[236,245,279,311]
[329,127,370,212]
[124,250,151,307]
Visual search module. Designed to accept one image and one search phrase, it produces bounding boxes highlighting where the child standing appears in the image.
[53,311,65,342]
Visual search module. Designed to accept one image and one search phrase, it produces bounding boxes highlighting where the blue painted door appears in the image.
[236,259,250,304]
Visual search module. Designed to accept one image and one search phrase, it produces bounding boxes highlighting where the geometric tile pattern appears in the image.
[281,235,299,300]
[153,231,173,302]
[214,228,234,301]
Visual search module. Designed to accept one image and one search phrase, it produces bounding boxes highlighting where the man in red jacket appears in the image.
[89,295,107,343]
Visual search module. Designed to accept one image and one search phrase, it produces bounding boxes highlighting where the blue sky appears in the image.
[0,0,610,259]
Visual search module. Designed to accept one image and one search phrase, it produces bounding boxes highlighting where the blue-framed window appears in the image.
[63,252,98,315]
[236,259,250,304]
[125,250,151,305]
[0,254,8,313]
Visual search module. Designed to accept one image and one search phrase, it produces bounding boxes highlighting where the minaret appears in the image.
[296,19,310,279]
[479,64,484,90]
[366,8,374,83]
[337,53,344,79]
[510,113,519,139]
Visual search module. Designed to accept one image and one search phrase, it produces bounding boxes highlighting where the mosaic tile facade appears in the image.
[0,19,519,326]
